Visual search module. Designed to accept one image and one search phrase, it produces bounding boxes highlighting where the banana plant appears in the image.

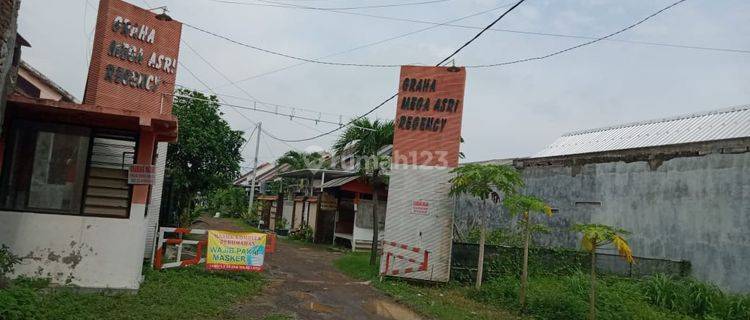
[502,194,552,313]
[573,224,634,320]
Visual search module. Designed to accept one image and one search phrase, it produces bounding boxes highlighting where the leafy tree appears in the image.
[168,88,245,225]
[332,118,393,266]
[503,194,553,312]
[449,163,523,289]
[572,224,634,320]
[206,186,247,218]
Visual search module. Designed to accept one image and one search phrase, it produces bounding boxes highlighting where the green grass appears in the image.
[0,265,264,320]
[474,272,750,320]
[334,252,518,320]
[335,251,750,320]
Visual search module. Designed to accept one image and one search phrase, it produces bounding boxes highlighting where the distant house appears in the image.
[324,144,392,250]
[323,175,386,251]
[456,105,750,293]
[16,60,78,102]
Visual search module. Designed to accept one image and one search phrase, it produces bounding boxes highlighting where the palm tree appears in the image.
[502,194,552,312]
[449,163,523,289]
[572,224,634,320]
[276,150,328,171]
[332,118,394,265]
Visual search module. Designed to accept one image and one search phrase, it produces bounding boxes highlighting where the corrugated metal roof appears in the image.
[534,105,750,158]
[321,176,359,189]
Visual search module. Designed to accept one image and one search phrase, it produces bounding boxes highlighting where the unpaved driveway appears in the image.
[227,240,422,320]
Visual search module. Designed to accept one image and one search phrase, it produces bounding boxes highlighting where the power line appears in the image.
[180,38,316,149]
[185,0,725,86]
[212,0,452,11]
[175,83,356,121]
[255,0,526,143]
[206,0,750,56]
[258,0,687,141]
[280,0,748,54]
[209,2,513,89]
[168,93,348,127]
[466,0,690,68]
[180,0,691,144]
[182,21,401,68]
[438,0,526,66]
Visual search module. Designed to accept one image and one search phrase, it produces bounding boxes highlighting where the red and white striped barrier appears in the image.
[153,227,278,270]
[153,227,207,270]
[381,240,430,276]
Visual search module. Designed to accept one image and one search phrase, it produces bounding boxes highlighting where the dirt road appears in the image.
[195,216,420,319]
[227,240,422,320]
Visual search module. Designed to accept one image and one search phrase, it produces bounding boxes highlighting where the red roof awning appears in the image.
[7,94,178,142]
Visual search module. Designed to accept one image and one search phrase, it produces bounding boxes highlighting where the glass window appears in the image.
[1,121,90,213]
[1,121,140,217]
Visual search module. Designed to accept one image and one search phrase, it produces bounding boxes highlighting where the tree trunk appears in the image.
[589,250,597,320]
[369,173,380,266]
[180,191,195,227]
[475,202,487,289]
[519,213,530,312]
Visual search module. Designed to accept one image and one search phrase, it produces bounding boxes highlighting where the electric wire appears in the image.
[466,0,690,67]
[206,0,749,55]
[211,0,452,11]
[182,21,400,68]
[175,83,356,121]
[244,0,692,143]
[255,0,526,143]
[209,2,513,89]
[437,0,525,66]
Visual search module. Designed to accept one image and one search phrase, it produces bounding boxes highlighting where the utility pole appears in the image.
[247,122,261,217]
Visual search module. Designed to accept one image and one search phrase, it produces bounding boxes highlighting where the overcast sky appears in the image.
[17,0,750,169]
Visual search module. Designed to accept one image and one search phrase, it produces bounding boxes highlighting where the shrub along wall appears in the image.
[451,242,691,283]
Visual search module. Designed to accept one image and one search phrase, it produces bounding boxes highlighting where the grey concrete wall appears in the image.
[455,152,750,293]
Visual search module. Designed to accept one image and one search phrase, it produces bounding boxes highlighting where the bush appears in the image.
[206,187,248,218]
[0,244,21,276]
[289,225,313,242]
[466,228,523,246]
[0,284,40,320]
[640,274,750,319]
[240,201,265,226]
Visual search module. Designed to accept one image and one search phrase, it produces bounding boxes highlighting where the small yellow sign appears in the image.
[206,230,266,271]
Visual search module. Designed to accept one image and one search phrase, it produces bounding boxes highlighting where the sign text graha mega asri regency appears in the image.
[393,66,467,168]
[84,0,181,114]
[105,16,176,92]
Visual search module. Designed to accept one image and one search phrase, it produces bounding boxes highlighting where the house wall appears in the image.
[293,201,304,229]
[353,199,386,243]
[455,151,750,293]
[143,142,168,260]
[17,67,64,101]
[281,200,293,229]
[0,204,148,290]
[307,202,317,232]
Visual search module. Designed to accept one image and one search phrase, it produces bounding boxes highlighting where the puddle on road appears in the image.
[365,299,422,320]
[306,301,337,313]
